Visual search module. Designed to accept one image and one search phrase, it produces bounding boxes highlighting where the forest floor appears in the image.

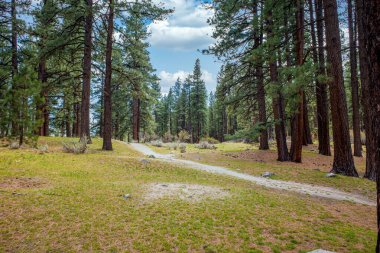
[0,137,377,252]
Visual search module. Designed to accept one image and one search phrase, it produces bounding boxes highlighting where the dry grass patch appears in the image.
[0,177,46,189]
[143,183,230,202]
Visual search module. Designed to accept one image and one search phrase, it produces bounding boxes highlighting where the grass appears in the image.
[151,142,375,200]
[0,137,376,252]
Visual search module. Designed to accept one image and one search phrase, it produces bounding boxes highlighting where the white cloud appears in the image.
[158,69,215,94]
[148,0,215,51]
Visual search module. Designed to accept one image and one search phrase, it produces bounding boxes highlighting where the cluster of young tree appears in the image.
[154,59,208,143]
[0,0,171,150]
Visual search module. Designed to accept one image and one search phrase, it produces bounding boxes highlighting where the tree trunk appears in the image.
[315,0,331,156]
[257,67,269,150]
[102,0,114,150]
[303,94,313,145]
[354,0,380,249]
[347,0,362,157]
[290,0,305,163]
[11,0,18,136]
[254,4,269,150]
[323,0,358,176]
[356,0,376,180]
[267,11,289,161]
[80,0,93,144]
[133,98,140,142]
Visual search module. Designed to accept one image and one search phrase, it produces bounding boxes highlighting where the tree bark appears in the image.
[303,94,313,145]
[347,0,362,157]
[356,0,376,180]
[354,0,380,250]
[267,11,289,162]
[254,3,269,150]
[133,98,140,142]
[102,0,114,150]
[323,0,358,176]
[80,0,93,143]
[315,0,331,156]
[290,0,305,163]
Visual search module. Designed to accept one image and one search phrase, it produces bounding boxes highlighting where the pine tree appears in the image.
[190,59,207,143]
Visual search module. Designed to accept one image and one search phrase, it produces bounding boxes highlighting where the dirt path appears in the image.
[129,143,375,206]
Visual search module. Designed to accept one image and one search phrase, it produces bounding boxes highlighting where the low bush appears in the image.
[150,140,163,147]
[38,144,49,153]
[167,143,178,150]
[179,143,186,153]
[178,130,191,142]
[201,137,220,144]
[163,132,174,143]
[9,142,20,149]
[62,137,87,154]
[195,141,216,150]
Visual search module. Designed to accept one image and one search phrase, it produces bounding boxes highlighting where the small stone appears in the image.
[140,159,149,165]
[325,173,336,178]
[262,172,275,178]
[148,155,155,159]
[123,194,131,200]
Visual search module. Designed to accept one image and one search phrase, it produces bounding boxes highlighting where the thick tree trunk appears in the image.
[315,0,331,156]
[290,0,305,163]
[266,10,289,161]
[356,0,376,181]
[133,98,140,142]
[354,0,380,250]
[257,67,269,150]
[102,0,114,150]
[323,0,358,176]
[38,59,49,136]
[307,0,319,146]
[80,0,93,144]
[347,0,362,157]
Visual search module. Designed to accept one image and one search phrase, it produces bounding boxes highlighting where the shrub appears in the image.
[162,132,173,143]
[167,143,178,150]
[9,142,20,149]
[179,143,186,153]
[201,137,220,144]
[150,140,163,147]
[62,137,87,154]
[178,130,191,142]
[38,144,49,153]
[195,141,216,150]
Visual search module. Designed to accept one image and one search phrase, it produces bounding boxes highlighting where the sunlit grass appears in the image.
[0,137,376,252]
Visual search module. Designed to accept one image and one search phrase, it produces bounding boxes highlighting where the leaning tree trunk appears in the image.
[347,0,362,157]
[323,0,358,176]
[315,0,331,156]
[354,0,380,250]
[80,0,93,144]
[102,0,114,151]
[290,0,305,163]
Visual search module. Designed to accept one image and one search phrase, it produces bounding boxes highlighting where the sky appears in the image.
[146,0,221,95]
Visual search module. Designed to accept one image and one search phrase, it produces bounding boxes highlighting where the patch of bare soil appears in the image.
[144,183,230,202]
[225,146,367,175]
[0,177,46,189]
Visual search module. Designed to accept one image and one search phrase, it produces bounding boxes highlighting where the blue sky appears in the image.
[146,0,221,94]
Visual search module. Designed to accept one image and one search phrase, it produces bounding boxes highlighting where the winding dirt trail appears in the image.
[129,143,375,206]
